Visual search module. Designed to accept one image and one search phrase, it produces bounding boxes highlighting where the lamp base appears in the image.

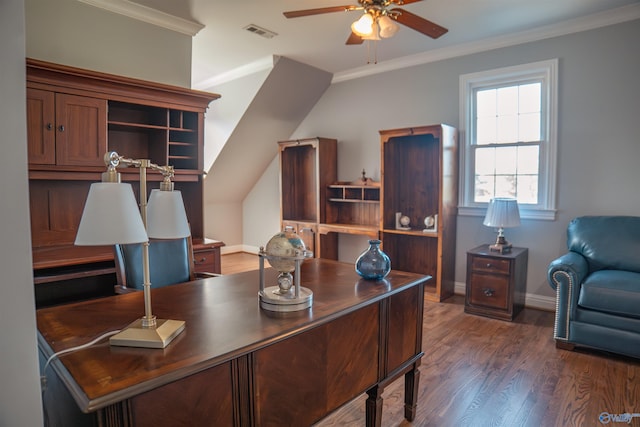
[109,318,185,349]
[259,286,313,312]
[488,228,513,254]
[489,242,512,254]
[489,235,512,254]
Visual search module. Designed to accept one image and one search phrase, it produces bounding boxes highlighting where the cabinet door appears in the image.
[26,88,56,165]
[55,94,107,166]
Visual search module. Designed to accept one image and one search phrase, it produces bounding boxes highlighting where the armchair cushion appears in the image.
[579,270,640,319]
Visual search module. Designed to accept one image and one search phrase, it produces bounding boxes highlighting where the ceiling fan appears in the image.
[283,0,448,45]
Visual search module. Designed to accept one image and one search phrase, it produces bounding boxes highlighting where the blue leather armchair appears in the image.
[547,216,640,358]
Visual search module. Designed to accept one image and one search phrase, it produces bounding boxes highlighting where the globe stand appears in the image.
[258,249,313,312]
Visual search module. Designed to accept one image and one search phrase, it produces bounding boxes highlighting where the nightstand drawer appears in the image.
[468,273,509,310]
[471,256,510,275]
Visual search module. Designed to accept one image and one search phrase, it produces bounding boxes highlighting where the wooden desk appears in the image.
[38,259,429,427]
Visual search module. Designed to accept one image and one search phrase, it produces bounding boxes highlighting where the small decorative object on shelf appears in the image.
[395,212,411,230]
[258,226,314,312]
[353,168,377,186]
[423,214,438,232]
[355,239,391,280]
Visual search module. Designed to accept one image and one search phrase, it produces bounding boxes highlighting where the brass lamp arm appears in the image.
[103,151,175,192]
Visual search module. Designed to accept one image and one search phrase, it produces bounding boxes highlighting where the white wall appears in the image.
[0,1,44,425]
[245,19,640,302]
[202,69,271,250]
[25,0,193,86]
[242,156,281,251]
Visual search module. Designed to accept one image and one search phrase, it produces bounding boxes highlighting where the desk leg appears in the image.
[404,362,420,421]
[366,385,383,427]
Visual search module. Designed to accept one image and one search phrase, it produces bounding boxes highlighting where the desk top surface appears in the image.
[37,259,429,411]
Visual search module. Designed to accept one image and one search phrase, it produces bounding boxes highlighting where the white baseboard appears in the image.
[221,244,260,255]
[454,281,555,312]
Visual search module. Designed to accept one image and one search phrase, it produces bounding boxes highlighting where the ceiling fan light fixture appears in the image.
[351,12,374,37]
[378,15,399,38]
[361,20,381,40]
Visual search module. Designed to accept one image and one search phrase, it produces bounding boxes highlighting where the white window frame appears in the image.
[458,59,558,220]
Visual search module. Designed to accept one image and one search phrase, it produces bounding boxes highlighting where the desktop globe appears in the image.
[258,226,313,311]
[264,226,307,273]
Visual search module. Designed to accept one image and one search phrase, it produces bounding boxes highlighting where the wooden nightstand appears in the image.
[465,245,528,321]
[192,238,225,275]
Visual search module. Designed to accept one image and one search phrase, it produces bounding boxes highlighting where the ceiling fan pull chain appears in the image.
[367,40,378,65]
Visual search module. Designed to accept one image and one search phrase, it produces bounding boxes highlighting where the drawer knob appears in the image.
[483,288,494,297]
[486,263,492,268]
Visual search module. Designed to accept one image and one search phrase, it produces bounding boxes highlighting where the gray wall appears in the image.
[246,19,640,304]
[25,0,193,86]
[0,1,44,425]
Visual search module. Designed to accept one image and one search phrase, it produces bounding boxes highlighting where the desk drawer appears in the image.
[468,273,509,310]
[471,256,510,275]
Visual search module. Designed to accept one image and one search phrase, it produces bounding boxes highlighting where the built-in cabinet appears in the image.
[278,125,457,301]
[26,58,221,307]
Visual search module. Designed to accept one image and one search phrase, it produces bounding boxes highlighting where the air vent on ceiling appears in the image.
[244,24,278,39]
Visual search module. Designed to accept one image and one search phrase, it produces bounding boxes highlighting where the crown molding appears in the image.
[77,0,204,36]
[332,3,640,83]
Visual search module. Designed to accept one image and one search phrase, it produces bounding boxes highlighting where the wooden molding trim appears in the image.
[76,0,205,36]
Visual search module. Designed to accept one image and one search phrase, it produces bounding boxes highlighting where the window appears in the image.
[459,59,558,220]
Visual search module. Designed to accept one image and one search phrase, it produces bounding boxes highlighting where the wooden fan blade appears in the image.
[390,0,423,5]
[346,31,364,45]
[391,9,448,39]
[284,5,360,18]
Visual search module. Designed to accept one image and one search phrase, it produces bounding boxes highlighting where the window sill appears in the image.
[458,206,557,221]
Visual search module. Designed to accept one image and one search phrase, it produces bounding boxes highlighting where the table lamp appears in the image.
[75,152,189,348]
[483,197,521,254]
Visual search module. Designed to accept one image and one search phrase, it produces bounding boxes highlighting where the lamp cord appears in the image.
[42,329,122,375]
[41,329,121,427]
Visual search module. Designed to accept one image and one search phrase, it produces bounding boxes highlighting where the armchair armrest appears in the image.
[547,252,589,291]
[547,251,589,341]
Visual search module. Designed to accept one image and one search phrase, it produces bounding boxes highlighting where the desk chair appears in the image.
[114,236,218,293]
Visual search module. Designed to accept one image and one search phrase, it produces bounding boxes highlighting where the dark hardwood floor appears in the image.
[221,253,640,427]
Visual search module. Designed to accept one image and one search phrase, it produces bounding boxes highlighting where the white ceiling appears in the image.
[132,0,639,87]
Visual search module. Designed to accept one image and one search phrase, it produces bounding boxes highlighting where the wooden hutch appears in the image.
[26,59,222,307]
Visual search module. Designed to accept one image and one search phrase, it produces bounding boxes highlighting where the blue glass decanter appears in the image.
[355,239,391,280]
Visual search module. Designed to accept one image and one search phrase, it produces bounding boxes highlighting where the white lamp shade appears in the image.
[75,182,148,245]
[146,189,191,239]
[378,15,399,38]
[483,198,521,228]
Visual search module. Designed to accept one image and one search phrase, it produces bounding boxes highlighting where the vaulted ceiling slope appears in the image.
[203,57,332,203]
